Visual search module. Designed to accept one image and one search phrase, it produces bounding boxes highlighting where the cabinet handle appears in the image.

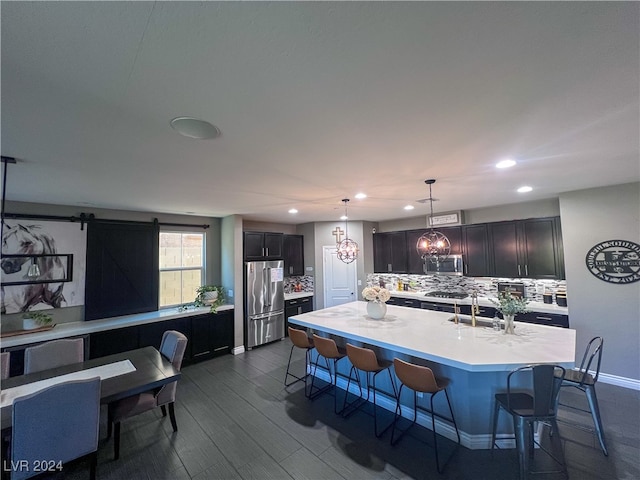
[518,265,521,276]
[525,265,528,276]
[297,306,302,314]
[388,263,392,272]
[193,351,211,357]
[464,264,468,274]
[536,316,552,321]
[266,247,269,257]
[214,346,228,352]
[262,247,265,257]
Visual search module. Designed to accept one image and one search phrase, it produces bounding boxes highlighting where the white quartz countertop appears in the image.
[284,292,314,301]
[289,301,575,372]
[389,291,569,315]
[0,304,234,349]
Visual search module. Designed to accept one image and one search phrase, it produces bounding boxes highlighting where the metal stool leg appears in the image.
[585,385,608,456]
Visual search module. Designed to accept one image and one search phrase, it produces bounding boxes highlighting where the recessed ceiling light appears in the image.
[288,208,298,214]
[170,117,221,139]
[340,215,348,221]
[354,193,367,199]
[404,205,415,210]
[496,159,517,169]
[517,186,533,193]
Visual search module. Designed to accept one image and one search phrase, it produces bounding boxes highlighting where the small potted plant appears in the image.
[490,290,529,334]
[22,311,53,330]
[194,285,225,313]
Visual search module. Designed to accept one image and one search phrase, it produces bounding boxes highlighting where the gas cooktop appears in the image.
[425,291,469,299]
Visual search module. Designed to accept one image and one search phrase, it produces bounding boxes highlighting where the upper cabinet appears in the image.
[487,216,565,279]
[283,234,304,276]
[406,227,462,274]
[243,232,283,261]
[461,224,491,277]
[369,216,566,280]
[373,231,408,273]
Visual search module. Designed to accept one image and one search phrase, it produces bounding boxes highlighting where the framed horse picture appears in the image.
[1,220,87,314]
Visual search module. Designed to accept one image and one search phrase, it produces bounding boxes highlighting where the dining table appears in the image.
[0,346,180,429]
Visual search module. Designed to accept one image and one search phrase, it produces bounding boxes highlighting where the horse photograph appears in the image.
[1,220,86,314]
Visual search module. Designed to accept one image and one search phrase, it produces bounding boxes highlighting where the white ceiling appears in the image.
[1,2,638,225]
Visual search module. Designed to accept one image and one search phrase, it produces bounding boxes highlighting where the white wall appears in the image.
[559,183,640,382]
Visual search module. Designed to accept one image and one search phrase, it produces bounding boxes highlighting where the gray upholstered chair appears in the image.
[11,376,101,480]
[1,351,9,380]
[24,338,84,374]
[107,330,188,460]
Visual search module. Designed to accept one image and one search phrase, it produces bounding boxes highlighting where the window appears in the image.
[159,232,204,308]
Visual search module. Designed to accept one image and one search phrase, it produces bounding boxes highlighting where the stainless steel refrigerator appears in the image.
[245,260,285,349]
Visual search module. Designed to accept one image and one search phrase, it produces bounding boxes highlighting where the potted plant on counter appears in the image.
[490,290,529,334]
[194,285,225,313]
[22,311,53,330]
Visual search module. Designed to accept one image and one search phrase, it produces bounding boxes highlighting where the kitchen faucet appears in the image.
[470,290,479,327]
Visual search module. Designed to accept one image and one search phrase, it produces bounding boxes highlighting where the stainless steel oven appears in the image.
[423,254,464,275]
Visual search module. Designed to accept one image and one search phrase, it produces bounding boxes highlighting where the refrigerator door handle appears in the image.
[267,268,272,307]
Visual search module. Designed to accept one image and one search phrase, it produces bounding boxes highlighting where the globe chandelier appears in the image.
[416,179,451,265]
[336,198,359,264]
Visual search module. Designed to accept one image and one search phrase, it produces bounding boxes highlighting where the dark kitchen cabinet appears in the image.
[489,217,564,279]
[89,326,139,359]
[517,311,569,328]
[420,300,457,313]
[244,232,283,261]
[285,296,313,334]
[461,224,491,277]
[90,310,234,363]
[388,297,420,308]
[373,231,407,273]
[283,234,304,276]
[406,227,462,274]
[191,310,234,360]
[139,317,191,359]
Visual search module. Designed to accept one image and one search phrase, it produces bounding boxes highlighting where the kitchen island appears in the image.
[289,301,575,448]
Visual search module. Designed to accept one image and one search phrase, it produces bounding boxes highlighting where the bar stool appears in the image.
[391,358,460,473]
[284,327,314,396]
[342,343,398,437]
[491,364,567,480]
[556,336,607,455]
[309,334,348,413]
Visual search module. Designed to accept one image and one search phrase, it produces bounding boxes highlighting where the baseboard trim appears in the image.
[598,372,640,390]
[232,345,245,355]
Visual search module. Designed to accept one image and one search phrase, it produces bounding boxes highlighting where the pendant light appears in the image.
[416,179,451,264]
[336,198,359,264]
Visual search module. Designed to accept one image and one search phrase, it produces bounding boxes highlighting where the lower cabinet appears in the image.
[285,297,313,335]
[517,312,569,328]
[89,310,234,362]
[191,310,234,360]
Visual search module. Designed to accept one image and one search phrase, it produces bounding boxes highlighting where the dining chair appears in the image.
[342,343,398,437]
[491,364,567,480]
[24,338,84,374]
[556,336,607,455]
[1,352,9,380]
[391,358,460,473]
[11,376,101,480]
[309,334,348,413]
[284,326,314,394]
[107,330,188,460]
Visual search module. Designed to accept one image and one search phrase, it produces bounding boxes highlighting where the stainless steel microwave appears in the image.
[423,254,464,275]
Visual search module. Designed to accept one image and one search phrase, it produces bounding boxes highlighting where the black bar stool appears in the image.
[309,334,348,414]
[390,358,460,473]
[491,364,568,480]
[284,326,314,396]
[342,343,398,437]
[556,336,607,455]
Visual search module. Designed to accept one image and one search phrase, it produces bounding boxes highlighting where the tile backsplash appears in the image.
[366,274,566,303]
[284,275,314,293]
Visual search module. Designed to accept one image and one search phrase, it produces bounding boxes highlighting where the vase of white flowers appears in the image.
[362,286,391,320]
[490,290,529,334]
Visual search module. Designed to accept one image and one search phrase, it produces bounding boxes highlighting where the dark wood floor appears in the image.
[57,339,638,479]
